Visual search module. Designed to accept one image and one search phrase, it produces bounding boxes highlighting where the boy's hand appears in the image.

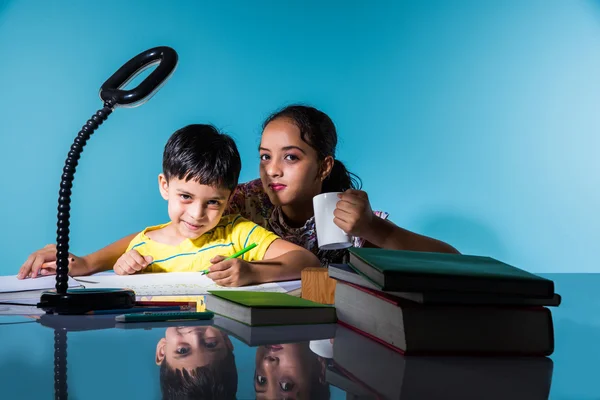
[113,250,153,275]
[334,189,374,238]
[206,256,254,287]
[18,244,87,279]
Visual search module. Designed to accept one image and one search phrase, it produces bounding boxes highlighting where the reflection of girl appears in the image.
[254,342,330,399]
[157,326,238,399]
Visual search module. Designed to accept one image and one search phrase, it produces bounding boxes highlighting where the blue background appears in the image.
[1,0,598,274]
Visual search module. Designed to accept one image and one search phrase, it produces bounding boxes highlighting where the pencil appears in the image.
[115,311,215,323]
[135,301,195,308]
[85,306,181,315]
[201,242,258,275]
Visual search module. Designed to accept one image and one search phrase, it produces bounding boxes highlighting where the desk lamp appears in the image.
[36,46,178,315]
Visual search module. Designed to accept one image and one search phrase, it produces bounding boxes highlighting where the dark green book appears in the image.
[206,291,337,326]
[348,248,554,298]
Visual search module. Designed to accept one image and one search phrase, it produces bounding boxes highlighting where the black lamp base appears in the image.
[37,288,135,315]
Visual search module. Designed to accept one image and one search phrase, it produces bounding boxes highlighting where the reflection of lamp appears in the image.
[37,47,178,315]
[37,314,119,399]
[37,315,213,399]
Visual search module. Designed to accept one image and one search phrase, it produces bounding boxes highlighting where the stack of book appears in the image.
[329,248,559,356]
[205,291,337,346]
[205,290,336,323]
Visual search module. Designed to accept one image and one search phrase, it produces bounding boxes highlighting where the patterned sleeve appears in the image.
[352,210,390,248]
[226,183,248,216]
[225,179,273,228]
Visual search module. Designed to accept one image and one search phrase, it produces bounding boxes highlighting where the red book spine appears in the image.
[337,320,407,354]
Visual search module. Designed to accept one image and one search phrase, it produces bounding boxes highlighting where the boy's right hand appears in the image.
[113,250,153,275]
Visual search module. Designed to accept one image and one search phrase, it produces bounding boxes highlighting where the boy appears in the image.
[114,124,319,286]
[157,325,237,399]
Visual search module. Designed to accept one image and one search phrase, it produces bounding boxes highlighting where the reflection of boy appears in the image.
[254,342,330,399]
[156,326,237,399]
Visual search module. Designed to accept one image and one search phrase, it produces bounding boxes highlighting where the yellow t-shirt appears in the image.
[125,214,279,273]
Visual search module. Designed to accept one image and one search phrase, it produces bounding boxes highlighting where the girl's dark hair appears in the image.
[263,105,361,193]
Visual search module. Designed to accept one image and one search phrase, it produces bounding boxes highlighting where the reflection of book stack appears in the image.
[332,325,553,400]
[213,315,336,346]
[331,248,559,356]
[325,366,376,399]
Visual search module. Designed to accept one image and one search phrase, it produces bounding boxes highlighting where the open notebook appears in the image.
[73,272,301,296]
[0,275,82,313]
[0,273,301,313]
[0,275,81,301]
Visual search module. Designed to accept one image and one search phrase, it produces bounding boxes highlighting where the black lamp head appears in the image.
[37,46,178,315]
[100,46,178,108]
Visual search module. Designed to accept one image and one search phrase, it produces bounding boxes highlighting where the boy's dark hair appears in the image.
[263,105,361,193]
[160,350,238,400]
[163,124,241,191]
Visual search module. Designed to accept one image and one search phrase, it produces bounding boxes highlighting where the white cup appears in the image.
[313,192,353,250]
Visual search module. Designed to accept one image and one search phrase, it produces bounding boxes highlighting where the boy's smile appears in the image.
[182,220,204,233]
[158,174,231,242]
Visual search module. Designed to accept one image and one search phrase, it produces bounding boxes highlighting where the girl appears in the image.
[18,105,458,281]
[254,342,330,399]
[229,105,458,266]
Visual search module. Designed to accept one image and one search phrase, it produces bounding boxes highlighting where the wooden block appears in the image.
[301,267,337,305]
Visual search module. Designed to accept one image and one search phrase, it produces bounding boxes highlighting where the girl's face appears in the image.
[259,118,329,210]
[254,343,318,399]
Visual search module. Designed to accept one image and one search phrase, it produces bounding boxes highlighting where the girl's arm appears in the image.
[335,189,459,254]
[18,233,136,279]
[251,239,321,282]
[83,233,138,273]
[207,239,320,286]
[362,217,459,253]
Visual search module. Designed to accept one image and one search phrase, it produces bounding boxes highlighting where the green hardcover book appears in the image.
[348,248,554,298]
[206,291,337,326]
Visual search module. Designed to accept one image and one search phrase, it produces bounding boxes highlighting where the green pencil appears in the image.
[201,242,258,275]
[115,311,214,323]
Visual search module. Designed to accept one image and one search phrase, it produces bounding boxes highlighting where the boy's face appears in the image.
[254,343,322,399]
[156,326,232,370]
[159,175,231,240]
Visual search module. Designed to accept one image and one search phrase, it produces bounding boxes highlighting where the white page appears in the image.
[0,304,45,315]
[276,280,302,292]
[0,275,81,294]
[74,272,297,296]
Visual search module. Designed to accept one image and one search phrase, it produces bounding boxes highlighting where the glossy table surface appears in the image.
[0,273,594,399]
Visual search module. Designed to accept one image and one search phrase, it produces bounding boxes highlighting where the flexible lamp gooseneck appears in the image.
[37,46,178,315]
